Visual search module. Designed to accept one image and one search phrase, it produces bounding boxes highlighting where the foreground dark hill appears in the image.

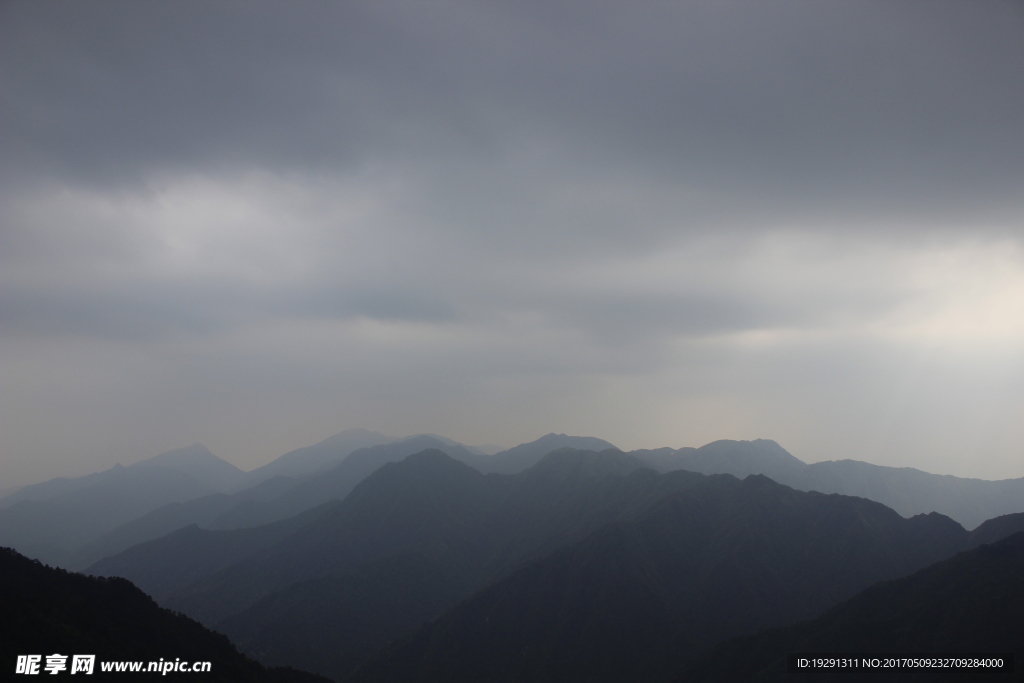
[0,547,328,682]
[634,439,1024,529]
[678,532,1024,682]
[0,445,243,567]
[346,471,970,683]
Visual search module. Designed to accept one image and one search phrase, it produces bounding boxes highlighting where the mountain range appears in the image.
[6,434,1019,574]
[57,433,608,570]
[5,431,1024,681]
[678,529,1024,681]
[0,444,243,567]
[341,451,1023,683]
[86,448,1024,681]
[633,438,1024,529]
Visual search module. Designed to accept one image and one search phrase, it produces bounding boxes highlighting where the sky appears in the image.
[2,0,1024,487]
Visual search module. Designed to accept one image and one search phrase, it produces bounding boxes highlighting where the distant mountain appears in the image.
[0,547,329,682]
[632,439,1024,529]
[678,532,1024,682]
[799,459,1024,531]
[0,444,243,567]
[68,475,300,571]
[94,447,1019,682]
[86,502,339,602]
[482,433,618,474]
[405,434,489,456]
[235,429,395,489]
[97,448,656,678]
[634,438,806,482]
[74,435,484,571]
[134,443,246,490]
[163,449,511,626]
[5,432,613,572]
[201,435,491,531]
[347,472,971,683]
[0,444,241,510]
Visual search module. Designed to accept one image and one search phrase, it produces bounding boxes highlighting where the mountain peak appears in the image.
[528,447,644,479]
[485,434,619,474]
[397,448,474,473]
[132,443,243,489]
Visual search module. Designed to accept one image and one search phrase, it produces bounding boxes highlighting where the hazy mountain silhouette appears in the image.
[74,435,484,571]
[163,449,510,625]
[134,444,246,490]
[0,546,329,682]
[678,531,1024,682]
[10,433,607,573]
[346,470,972,683]
[633,439,1024,529]
[89,447,1024,682]
[966,511,1024,549]
[482,433,618,474]
[405,433,491,456]
[86,502,339,602]
[216,449,655,679]
[95,448,665,677]
[191,435,491,533]
[0,445,242,567]
[798,459,1024,531]
[634,438,805,481]
[68,475,300,571]
[0,444,240,510]
[32,436,1024,681]
[234,429,395,490]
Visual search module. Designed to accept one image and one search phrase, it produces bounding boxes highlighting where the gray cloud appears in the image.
[3,1,1023,219]
[2,1,1024,487]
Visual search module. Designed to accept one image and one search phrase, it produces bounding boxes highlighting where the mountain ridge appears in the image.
[677,530,1024,681]
[633,439,1024,529]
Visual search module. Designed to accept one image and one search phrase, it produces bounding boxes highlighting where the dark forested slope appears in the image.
[678,531,1024,682]
[345,472,970,682]
[0,547,328,682]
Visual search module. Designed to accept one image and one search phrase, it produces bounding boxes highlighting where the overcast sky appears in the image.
[2,0,1024,487]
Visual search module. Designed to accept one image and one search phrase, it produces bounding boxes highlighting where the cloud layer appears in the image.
[2,1,1024,486]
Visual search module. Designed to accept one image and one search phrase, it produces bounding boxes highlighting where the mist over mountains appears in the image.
[5,431,1020,571]
[633,439,1024,530]
[0,432,612,570]
[4,431,1024,681]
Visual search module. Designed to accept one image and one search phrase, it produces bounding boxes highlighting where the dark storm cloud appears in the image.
[2,0,1023,223]
[3,0,1024,486]
[3,0,1022,341]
